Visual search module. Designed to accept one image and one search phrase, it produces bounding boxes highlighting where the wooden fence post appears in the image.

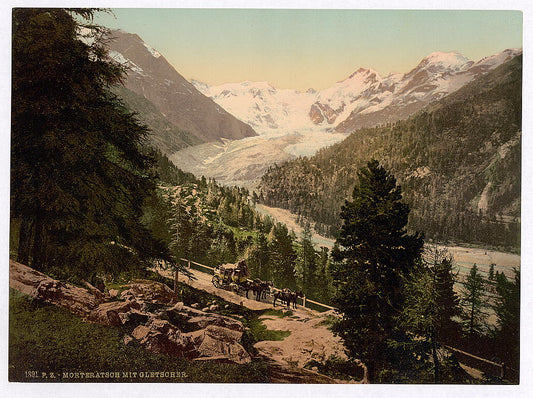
[188,260,191,269]
[303,296,306,308]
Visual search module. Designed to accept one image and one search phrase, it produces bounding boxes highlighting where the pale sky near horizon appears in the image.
[85,9,522,90]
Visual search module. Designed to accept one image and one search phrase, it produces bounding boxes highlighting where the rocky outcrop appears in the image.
[309,102,343,125]
[120,279,176,305]
[192,325,250,364]
[10,260,252,364]
[187,314,244,332]
[132,318,195,358]
[9,260,103,318]
[88,300,142,326]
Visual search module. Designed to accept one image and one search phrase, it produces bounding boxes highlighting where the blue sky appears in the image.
[89,9,523,90]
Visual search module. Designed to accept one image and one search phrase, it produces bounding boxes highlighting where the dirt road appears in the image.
[157,266,349,382]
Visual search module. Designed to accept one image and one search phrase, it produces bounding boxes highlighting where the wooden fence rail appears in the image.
[444,345,518,382]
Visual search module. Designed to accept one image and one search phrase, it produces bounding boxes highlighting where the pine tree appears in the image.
[398,248,461,382]
[314,246,333,303]
[331,159,424,382]
[460,264,487,338]
[269,223,297,289]
[399,266,440,382]
[11,8,169,278]
[492,269,520,369]
[295,220,317,295]
[424,245,461,342]
[245,233,271,280]
[488,263,495,281]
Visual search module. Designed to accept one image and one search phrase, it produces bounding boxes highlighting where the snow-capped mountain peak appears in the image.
[409,51,473,77]
[189,48,521,135]
[347,67,380,80]
[423,51,470,66]
[143,42,161,58]
[472,48,522,69]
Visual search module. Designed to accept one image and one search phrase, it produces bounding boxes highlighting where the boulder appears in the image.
[131,318,195,358]
[123,335,134,346]
[88,300,141,326]
[184,329,205,346]
[179,304,207,317]
[82,280,106,301]
[118,308,150,327]
[209,304,219,311]
[108,289,119,298]
[187,315,244,333]
[9,260,103,318]
[121,279,175,305]
[195,325,251,364]
[205,324,242,342]
[170,301,184,312]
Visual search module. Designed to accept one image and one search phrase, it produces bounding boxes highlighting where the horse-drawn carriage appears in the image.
[211,259,249,292]
[211,260,301,307]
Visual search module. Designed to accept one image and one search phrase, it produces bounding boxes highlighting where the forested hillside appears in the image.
[259,55,521,250]
[147,151,334,303]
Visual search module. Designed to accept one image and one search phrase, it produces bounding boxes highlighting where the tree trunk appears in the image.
[173,268,179,295]
[30,213,46,270]
[432,335,440,383]
[361,361,375,384]
[17,217,34,265]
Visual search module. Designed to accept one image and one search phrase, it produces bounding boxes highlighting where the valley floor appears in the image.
[255,204,520,279]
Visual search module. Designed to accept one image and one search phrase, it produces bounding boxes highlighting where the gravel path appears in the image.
[157,266,350,382]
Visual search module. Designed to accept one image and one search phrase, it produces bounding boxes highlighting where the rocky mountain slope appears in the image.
[193,49,521,135]
[113,86,203,155]
[258,55,522,249]
[192,80,318,134]
[335,49,522,133]
[107,29,257,143]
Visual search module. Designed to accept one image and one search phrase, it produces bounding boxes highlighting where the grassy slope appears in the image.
[9,286,279,383]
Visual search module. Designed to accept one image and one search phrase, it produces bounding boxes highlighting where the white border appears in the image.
[1,1,530,398]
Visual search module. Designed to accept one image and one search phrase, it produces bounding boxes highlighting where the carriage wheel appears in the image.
[212,275,221,288]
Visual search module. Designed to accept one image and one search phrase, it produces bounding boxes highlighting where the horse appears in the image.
[273,289,304,309]
[240,280,253,299]
[273,288,292,309]
[251,279,265,301]
[288,290,304,309]
[261,281,274,300]
[239,279,263,301]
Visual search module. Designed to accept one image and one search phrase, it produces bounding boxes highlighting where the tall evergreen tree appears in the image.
[398,248,460,383]
[295,221,317,295]
[492,269,520,369]
[423,245,461,342]
[314,246,333,303]
[460,264,487,338]
[331,159,424,382]
[245,233,271,280]
[11,8,170,278]
[269,223,297,289]
[398,266,441,382]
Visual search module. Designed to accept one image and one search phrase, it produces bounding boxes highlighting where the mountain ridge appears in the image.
[192,48,521,135]
[257,55,522,249]
[107,29,258,143]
